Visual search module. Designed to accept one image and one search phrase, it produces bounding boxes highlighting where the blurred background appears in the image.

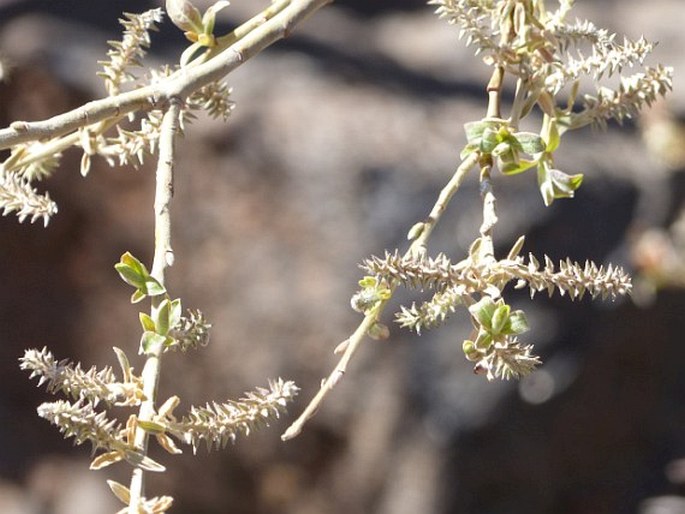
[0,0,684,513]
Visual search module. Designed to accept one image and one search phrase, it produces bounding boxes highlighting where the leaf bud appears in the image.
[166,0,203,33]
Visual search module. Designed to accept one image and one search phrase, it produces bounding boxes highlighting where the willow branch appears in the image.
[281,151,480,441]
[0,0,332,150]
[127,99,180,510]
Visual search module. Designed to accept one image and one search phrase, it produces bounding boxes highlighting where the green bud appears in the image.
[462,340,481,361]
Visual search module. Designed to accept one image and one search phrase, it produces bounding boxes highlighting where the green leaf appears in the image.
[513,132,546,154]
[140,331,167,354]
[154,299,172,336]
[464,121,489,144]
[537,159,584,206]
[139,312,156,332]
[500,158,537,175]
[120,252,146,275]
[131,289,147,304]
[202,0,230,34]
[480,127,500,153]
[114,263,146,290]
[170,299,183,329]
[474,328,493,350]
[491,141,511,157]
[506,310,529,335]
[542,117,560,153]
[145,277,166,297]
[469,296,497,330]
[490,304,511,335]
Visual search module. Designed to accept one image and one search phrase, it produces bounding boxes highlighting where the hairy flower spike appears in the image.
[363,250,631,301]
[21,347,144,407]
[167,379,299,453]
[395,285,471,334]
[99,9,164,95]
[575,65,674,129]
[475,337,541,380]
[104,110,165,167]
[188,81,235,121]
[0,171,58,226]
[37,399,124,452]
[168,309,211,352]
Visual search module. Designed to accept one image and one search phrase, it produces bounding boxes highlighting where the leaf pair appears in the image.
[115,252,166,303]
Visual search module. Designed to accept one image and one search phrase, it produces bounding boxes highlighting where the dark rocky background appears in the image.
[0,1,684,513]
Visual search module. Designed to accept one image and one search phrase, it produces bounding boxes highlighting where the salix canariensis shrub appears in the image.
[12,0,331,512]
[6,0,672,511]
[282,0,673,440]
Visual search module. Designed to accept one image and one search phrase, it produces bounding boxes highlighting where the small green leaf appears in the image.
[154,299,172,336]
[542,117,560,153]
[114,263,146,290]
[480,127,501,153]
[131,289,147,304]
[491,141,511,157]
[513,132,546,154]
[469,296,497,330]
[359,276,378,288]
[202,0,230,34]
[500,158,537,175]
[170,299,183,329]
[139,312,156,332]
[464,121,490,144]
[145,277,166,297]
[537,159,584,206]
[490,304,511,335]
[120,252,146,275]
[506,310,529,335]
[474,329,493,350]
[140,331,167,354]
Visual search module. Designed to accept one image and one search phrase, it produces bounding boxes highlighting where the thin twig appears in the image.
[478,162,497,264]
[127,99,181,511]
[282,151,480,441]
